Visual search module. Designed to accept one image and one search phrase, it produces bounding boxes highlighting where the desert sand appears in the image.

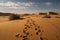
[0,14,60,40]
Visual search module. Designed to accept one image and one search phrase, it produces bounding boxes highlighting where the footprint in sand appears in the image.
[36,32,39,35]
[22,35,28,40]
[23,37,28,40]
[40,37,48,40]
[15,34,20,37]
[38,29,41,32]
[35,28,38,30]
[15,34,22,38]
[23,19,46,40]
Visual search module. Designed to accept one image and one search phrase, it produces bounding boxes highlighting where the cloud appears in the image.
[0,1,33,9]
[45,2,52,6]
[18,2,33,7]
[0,2,19,7]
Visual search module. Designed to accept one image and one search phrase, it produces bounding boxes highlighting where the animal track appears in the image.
[15,18,47,40]
[23,18,43,40]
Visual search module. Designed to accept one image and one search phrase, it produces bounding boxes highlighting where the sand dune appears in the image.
[0,14,60,40]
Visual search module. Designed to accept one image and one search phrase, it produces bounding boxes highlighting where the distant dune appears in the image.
[0,12,14,16]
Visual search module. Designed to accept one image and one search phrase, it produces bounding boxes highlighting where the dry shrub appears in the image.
[9,14,20,20]
[39,13,47,15]
[49,12,58,15]
[24,14,30,16]
[43,15,51,18]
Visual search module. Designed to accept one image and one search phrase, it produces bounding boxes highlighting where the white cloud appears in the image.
[17,2,33,7]
[45,2,52,6]
[8,6,26,9]
[0,1,33,9]
[0,2,19,7]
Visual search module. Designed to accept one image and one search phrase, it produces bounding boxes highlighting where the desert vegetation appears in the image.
[9,14,20,20]
[0,12,13,16]
[39,13,47,15]
[43,15,51,18]
[49,12,58,15]
[23,13,30,16]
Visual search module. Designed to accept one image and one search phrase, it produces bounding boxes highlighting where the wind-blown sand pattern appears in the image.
[0,14,60,40]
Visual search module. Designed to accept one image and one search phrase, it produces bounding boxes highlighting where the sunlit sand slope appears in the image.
[0,15,60,40]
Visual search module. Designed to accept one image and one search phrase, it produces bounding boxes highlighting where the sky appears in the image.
[0,0,60,13]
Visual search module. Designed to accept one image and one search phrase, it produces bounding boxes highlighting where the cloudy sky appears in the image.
[0,0,60,13]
